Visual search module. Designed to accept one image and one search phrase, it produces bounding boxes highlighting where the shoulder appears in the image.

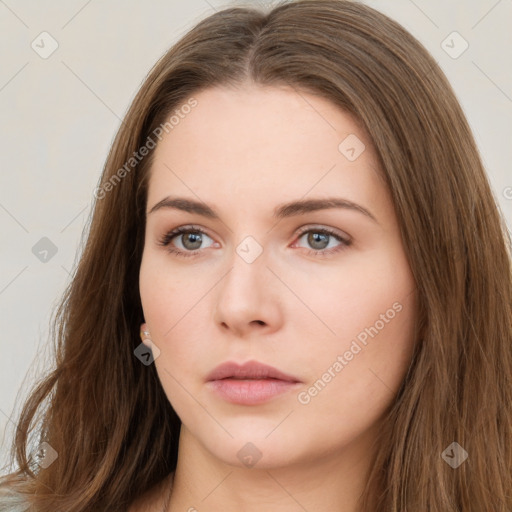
[128,473,174,512]
[0,473,174,512]
[0,474,31,512]
[0,487,30,512]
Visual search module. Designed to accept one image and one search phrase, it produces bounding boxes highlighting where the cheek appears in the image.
[291,249,416,349]
[294,247,417,401]
[139,253,196,337]
[139,258,203,413]
[292,288,416,451]
[139,255,211,380]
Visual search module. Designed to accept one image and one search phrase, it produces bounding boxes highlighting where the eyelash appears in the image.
[157,224,352,259]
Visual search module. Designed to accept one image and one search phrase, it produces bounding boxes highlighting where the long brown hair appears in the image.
[1,1,511,510]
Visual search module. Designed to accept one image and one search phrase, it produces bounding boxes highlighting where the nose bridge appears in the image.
[213,233,280,334]
[223,234,269,299]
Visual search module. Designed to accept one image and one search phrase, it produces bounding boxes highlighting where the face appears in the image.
[139,84,418,470]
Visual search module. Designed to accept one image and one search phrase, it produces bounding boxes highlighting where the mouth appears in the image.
[206,360,301,405]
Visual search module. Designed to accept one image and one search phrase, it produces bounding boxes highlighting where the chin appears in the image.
[193,425,310,471]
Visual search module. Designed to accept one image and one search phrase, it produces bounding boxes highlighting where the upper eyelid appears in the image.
[295,225,349,238]
[164,223,349,236]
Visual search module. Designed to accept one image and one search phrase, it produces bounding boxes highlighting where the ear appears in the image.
[140,322,152,347]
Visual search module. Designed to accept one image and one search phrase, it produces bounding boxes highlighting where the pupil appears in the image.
[184,232,202,250]
[309,232,328,249]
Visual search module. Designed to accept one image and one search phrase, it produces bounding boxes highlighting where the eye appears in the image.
[157,225,351,259]
[157,225,215,258]
[293,227,351,257]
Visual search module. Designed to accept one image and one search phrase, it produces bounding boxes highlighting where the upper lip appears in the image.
[206,360,301,383]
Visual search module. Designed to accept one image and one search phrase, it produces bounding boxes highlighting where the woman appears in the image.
[1,0,511,510]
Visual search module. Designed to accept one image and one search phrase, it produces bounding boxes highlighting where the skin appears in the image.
[138,83,418,512]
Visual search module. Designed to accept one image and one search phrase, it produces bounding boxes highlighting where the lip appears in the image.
[206,360,300,382]
[206,360,301,405]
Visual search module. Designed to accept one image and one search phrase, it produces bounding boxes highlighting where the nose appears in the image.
[213,243,283,339]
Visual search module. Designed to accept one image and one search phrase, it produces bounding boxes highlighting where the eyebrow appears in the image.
[148,196,378,223]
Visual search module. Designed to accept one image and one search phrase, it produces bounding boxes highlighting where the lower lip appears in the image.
[207,378,300,405]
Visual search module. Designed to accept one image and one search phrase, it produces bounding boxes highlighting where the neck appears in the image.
[166,425,378,512]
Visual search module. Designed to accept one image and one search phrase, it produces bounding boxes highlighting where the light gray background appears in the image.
[1,0,511,469]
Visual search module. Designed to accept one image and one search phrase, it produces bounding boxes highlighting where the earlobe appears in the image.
[140,323,152,347]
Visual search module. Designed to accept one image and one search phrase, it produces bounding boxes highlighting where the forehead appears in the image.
[146,84,385,214]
